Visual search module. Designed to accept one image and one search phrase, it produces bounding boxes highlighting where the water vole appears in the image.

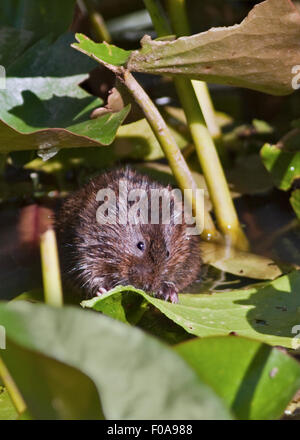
[55,168,202,303]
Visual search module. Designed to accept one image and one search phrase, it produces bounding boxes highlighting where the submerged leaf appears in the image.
[128,0,300,96]
[83,271,300,348]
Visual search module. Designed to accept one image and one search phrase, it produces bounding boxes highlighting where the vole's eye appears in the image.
[137,241,145,251]
[166,250,170,258]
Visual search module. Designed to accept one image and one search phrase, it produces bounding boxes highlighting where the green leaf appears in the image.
[19,0,77,42]
[80,289,192,346]
[1,344,104,420]
[0,386,18,420]
[0,301,231,419]
[85,289,148,325]
[290,190,300,220]
[0,107,130,154]
[261,143,300,191]
[128,0,300,96]
[0,27,34,67]
[82,271,300,348]
[175,336,300,420]
[0,1,76,41]
[0,33,130,153]
[72,33,132,69]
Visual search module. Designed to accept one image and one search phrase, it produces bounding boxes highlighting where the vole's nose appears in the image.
[135,263,154,278]
[132,264,155,292]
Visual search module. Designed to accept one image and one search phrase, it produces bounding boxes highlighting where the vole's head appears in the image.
[121,221,201,302]
[56,168,202,303]
[76,212,201,303]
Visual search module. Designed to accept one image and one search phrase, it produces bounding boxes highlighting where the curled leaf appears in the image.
[128,0,300,96]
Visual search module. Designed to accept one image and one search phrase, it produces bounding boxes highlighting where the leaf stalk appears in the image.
[0,357,26,415]
[40,228,63,307]
[144,0,249,250]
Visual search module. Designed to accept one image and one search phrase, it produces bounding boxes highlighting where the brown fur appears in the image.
[55,168,202,302]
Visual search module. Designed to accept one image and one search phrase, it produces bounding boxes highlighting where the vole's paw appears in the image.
[96,287,107,296]
[169,289,179,304]
[156,282,178,304]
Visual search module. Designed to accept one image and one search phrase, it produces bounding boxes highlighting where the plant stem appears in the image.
[143,0,172,37]
[81,0,112,43]
[0,357,26,415]
[122,70,218,240]
[40,228,63,307]
[164,0,220,138]
[174,78,248,250]
[191,80,221,138]
[144,0,249,250]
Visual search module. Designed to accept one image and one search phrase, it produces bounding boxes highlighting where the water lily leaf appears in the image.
[1,343,104,420]
[128,0,300,96]
[72,33,132,69]
[175,336,300,420]
[290,190,300,220]
[0,386,18,420]
[82,271,300,348]
[0,33,130,153]
[0,301,231,420]
[260,143,300,191]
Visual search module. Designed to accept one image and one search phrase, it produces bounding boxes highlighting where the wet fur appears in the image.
[55,168,202,302]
